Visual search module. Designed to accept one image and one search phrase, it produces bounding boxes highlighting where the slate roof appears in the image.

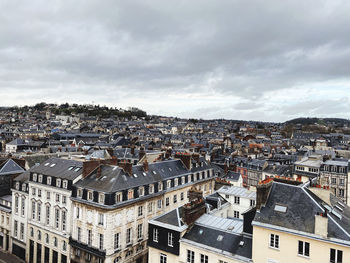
[153,207,185,228]
[218,185,256,200]
[0,159,25,175]
[253,182,350,242]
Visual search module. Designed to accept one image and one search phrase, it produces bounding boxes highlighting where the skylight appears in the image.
[199,229,203,235]
[50,163,56,167]
[274,204,287,213]
[337,201,345,208]
[74,167,81,172]
[44,163,50,166]
[217,235,223,241]
[68,166,74,171]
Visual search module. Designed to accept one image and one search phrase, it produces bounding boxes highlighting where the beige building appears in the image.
[0,195,12,253]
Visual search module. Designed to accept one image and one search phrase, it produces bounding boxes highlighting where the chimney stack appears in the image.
[182,188,206,225]
[256,179,273,210]
[139,147,146,161]
[143,160,149,172]
[175,152,192,170]
[131,144,135,155]
[83,160,100,178]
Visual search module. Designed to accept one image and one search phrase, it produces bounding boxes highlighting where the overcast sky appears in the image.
[1,0,350,122]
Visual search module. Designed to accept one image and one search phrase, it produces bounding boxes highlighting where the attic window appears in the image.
[74,167,81,172]
[133,174,138,178]
[274,204,287,213]
[217,235,223,241]
[68,166,74,171]
[50,163,56,167]
[142,172,146,176]
[44,163,50,166]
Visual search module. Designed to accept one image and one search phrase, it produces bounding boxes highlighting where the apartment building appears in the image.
[0,195,12,253]
[69,154,215,263]
[293,155,322,183]
[217,185,256,219]
[252,180,350,263]
[319,159,350,204]
[11,170,30,261]
[26,158,86,263]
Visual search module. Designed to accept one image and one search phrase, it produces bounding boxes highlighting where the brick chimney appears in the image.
[315,212,328,238]
[175,152,192,170]
[131,145,135,155]
[143,160,149,172]
[256,180,273,210]
[165,148,172,159]
[139,147,146,161]
[182,188,206,225]
[192,153,200,163]
[118,160,133,177]
[83,160,100,178]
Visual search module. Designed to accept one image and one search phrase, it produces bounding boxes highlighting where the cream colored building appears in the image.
[0,195,12,253]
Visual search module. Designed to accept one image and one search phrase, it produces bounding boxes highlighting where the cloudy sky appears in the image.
[1,0,350,122]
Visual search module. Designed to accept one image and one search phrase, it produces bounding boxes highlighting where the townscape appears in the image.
[0,103,349,263]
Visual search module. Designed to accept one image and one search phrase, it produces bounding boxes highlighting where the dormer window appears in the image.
[158,182,163,192]
[138,187,144,197]
[115,192,122,203]
[99,193,105,204]
[63,180,68,189]
[33,173,37,182]
[167,180,171,189]
[174,178,178,187]
[56,179,61,188]
[38,174,43,183]
[88,191,93,201]
[188,175,192,183]
[22,184,26,192]
[127,189,134,200]
[16,182,20,190]
[47,177,52,185]
[181,177,185,185]
[149,184,154,194]
[77,188,83,198]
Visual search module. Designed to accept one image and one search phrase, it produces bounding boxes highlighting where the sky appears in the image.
[1,0,350,122]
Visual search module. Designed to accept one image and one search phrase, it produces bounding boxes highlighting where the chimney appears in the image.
[224,165,228,174]
[143,160,149,172]
[106,148,114,157]
[83,160,100,178]
[182,188,206,225]
[131,145,135,155]
[165,148,172,159]
[118,160,133,177]
[314,212,328,238]
[175,152,192,170]
[256,180,273,210]
[192,153,200,163]
[139,147,146,161]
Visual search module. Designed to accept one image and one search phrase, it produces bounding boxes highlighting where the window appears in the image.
[32,201,36,220]
[62,196,67,204]
[15,196,19,214]
[75,249,81,257]
[56,194,60,202]
[99,233,104,250]
[20,223,24,240]
[234,196,240,204]
[270,234,279,249]
[114,233,120,250]
[47,191,50,200]
[187,250,195,263]
[14,220,18,236]
[234,211,240,218]
[62,241,67,251]
[160,253,167,263]
[188,175,192,183]
[340,179,345,186]
[138,206,143,217]
[46,205,50,225]
[168,232,174,247]
[37,203,41,222]
[77,227,81,241]
[166,197,170,206]
[153,228,159,242]
[99,193,105,204]
[181,192,184,201]
[37,230,41,240]
[56,179,61,187]
[330,248,343,263]
[54,237,57,247]
[62,210,67,231]
[250,200,255,207]
[63,180,68,189]
[88,230,92,246]
[157,199,162,209]
[225,194,229,199]
[88,191,93,201]
[148,202,153,213]
[137,223,143,240]
[30,226,33,237]
[200,254,208,263]
[126,228,132,244]
[174,178,178,187]
[21,197,25,216]
[115,192,122,203]
[339,189,345,198]
[127,189,134,200]
[158,182,163,192]
[32,187,36,196]
[47,177,52,185]
[173,194,177,203]
[138,187,144,197]
[331,178,337,184]
[22,184,26,192]
[45,234,49,243]
[298,241,310,257]
[149,184,154,194]
[38,189,41,197]
[33,173,37,182]
[55,208,60,229]
[77,188,83,198]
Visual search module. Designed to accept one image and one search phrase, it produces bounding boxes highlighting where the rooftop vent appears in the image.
[274,204,287,213]
[239,240,245,247]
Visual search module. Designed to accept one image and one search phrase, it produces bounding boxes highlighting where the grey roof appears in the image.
[182,224,252,260]
[196,214,243,233]
[153,207,185,228]
[30,157,83,180]
[254,182,350,242]
[0,159,25,175]
[218,185,256,199]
